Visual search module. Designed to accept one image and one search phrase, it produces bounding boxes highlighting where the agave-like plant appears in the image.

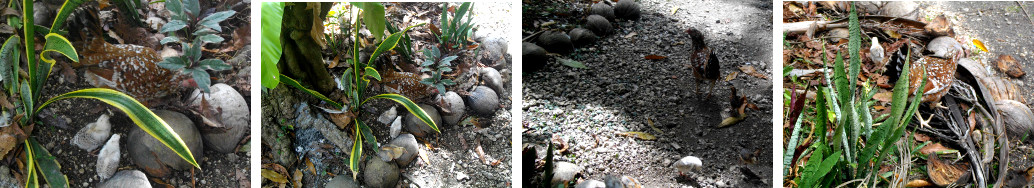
[2,0,199,187]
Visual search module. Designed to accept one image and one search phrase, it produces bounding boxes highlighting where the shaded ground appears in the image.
[522,0,773,187]
[260,2,513,187]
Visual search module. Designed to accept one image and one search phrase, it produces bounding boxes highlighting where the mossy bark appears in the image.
[278,2,336,93]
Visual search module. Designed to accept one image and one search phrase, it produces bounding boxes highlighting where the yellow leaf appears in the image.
[646,118,662,133]
[671,7,679,15]
[973,39,988,52]
[261,169,288,183]
[292,169,303,188]
[618,131,657,140]
[718,114,746,128]
[725,71,739,81]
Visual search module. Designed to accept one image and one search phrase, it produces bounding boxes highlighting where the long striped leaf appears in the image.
[367,23,425,65]
[29,138,68,188]
[36,88,200,169]
[24,141,38,188]
[349,120,363,180]
[50,0,89,33]
[23,0,37,99]
[362,94,438,133]
[279,75,343,109]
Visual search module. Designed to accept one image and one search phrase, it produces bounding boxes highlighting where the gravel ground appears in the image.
[522,0,773,187]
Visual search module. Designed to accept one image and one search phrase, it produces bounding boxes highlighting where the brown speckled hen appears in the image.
[79,39,191,105]
[687,28,720,97]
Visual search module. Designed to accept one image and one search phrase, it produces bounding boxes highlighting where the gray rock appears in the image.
[479,36,509,64]
[480,67,505,97]
[326,175,359,188]
[575,180,606,188]
[926,36,963,59]
[604,175,640,188]
[403,104,442,137]
[537,30,574,54]
[97,134,121,180]
[466,86,500,117]
[190,83,249,153]
[129,110,203,177]
[98,170,151,188]
[569,28,598,47]
[72,114,112,151]
[0,166,15,187]
[389,134,421,167]
[523,42,548,72]
[614,0,641,20]
[591,2,615,21]
[585,15,612,36]
[363,158,400,188]
[439,91,466,125]
[551,162,583,186]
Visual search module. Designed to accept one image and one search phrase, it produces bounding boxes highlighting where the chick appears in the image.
[96,134,121,180]
[675,155,703,177]
[72,114,111,151]
[869,37,884,65]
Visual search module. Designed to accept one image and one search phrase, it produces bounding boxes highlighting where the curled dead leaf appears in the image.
[261,169,288,183]
[919,142,950,155]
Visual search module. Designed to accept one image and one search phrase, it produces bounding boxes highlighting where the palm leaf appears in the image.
[362,94,438,133]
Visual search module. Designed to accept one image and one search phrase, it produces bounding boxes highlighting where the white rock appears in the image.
[390,116,401,139]
[551,162,583,186]
[378,107,397,125]
[96,134,121,180]
[675,156,703,174]
[72,114,111,151]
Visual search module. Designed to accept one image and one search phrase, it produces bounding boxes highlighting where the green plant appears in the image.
[157,0,235,93]
[260,2,284,89]
[279,2,437,179]
[418,46,457,95]
[436,2,475,49]
[2,0,199,187]
[791,3,926,187]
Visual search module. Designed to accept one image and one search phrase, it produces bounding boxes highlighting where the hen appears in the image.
[686,28,720,97]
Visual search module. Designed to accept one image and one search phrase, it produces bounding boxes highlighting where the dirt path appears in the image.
[522,0,773,187]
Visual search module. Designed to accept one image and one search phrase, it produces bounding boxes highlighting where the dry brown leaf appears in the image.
[305,158,317,176]
[292,169,303,188]
[644,55,667,60]
[725,71,739,81]
[738,65,769,79]
[873,92,893,102]
[919,142,950,155]
[913,133,931,142]
[261,169,288,183]
[905,179,934,187]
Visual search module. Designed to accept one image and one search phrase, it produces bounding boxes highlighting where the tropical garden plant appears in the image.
[418,45,457,95]
[1,0,199,187]
[784,3,927,187]
[157,0,236,93]
[436,2,475,50]
[273,2,438,179]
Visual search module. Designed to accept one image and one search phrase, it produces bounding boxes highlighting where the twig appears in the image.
[1017,1,1034,27]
